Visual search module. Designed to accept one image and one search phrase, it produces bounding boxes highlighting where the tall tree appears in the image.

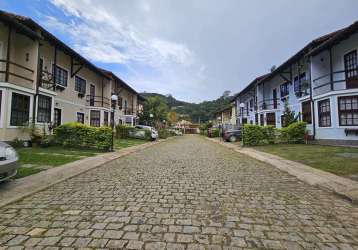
[139,96,168,128]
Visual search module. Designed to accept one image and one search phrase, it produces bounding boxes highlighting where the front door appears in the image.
[266,112,276,127]
[273,88,277,109]
[54,108,61,127]
[260,114,264,126]
[90,84,95,106]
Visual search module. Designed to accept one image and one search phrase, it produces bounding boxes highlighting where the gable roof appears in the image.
[231,74,269,101]
[0,10,110,80]
[307,21,358,57]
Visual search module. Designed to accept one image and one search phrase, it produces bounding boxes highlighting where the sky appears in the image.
[1,0,358,103]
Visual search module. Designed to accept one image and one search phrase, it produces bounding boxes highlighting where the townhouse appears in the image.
[214,102,236,130]
[0,10,142,141]
[233,21,358,145]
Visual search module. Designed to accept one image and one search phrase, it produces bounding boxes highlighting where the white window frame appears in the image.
[36,93,54,124]
[0,88,5,128]
[7,90,34,128]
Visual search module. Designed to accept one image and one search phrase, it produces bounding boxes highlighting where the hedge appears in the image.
[210,128,220,138]
[242,121,306,146]
[54,122,112,150]
[115,125,151,141]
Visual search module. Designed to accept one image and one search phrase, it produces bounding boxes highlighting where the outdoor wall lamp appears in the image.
[239,103,245,108]
[110,94,118,152]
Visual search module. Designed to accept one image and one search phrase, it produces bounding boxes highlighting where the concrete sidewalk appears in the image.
[206,137,358,204]
[0,140,164,208]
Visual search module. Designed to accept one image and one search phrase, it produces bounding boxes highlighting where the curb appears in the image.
[0,139,168,208]
[205,137,358,204]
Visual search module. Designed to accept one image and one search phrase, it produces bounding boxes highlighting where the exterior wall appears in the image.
[236,90,256,126]
[311,33,358,140]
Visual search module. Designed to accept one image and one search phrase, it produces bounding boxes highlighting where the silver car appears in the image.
[135,125,158,141]
[0,142,19,182]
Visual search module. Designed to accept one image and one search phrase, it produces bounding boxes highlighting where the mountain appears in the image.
[141,92,233,123]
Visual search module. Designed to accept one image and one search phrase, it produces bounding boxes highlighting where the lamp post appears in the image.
[149,113,154,126]
[239,102,245,146]
[111,94,118,152]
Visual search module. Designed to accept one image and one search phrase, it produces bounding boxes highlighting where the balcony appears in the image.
[258,99,280,111]
[313,68,358,95]
[124,108,134,115]
[294,79,311,98]
[39,69,55,90]
[0,59,35,86]
[86,95,110,108]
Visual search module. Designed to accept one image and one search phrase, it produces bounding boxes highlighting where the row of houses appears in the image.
[217,21,358,145]
[0,10,144,142]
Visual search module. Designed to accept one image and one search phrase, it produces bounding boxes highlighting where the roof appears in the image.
[231,74,269,101]
[0,10,41,40]
[0,10,110,80]
[100,69,140,95]
[307,21,358,56]
[257,29,341,84]
[215,103,234,115]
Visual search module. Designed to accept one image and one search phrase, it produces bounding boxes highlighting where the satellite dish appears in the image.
[270,65,276,72]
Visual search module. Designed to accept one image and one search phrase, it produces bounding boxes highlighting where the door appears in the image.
[54,108,61,127]
[255,113,258,125]
[260,114,264,126]
[90,84,95,106]
[273,88,277,109]
[266,112,276,127]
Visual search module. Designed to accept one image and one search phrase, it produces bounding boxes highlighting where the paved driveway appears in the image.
[0,135,357,249]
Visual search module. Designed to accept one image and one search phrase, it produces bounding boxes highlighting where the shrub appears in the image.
[10,138,24,148]
[158,129,171,139]
[262,126,275,144]
[242,124,265,146]
[115,125,135,139]
[211,128,220,138]
[54,122,112,151]
[277,127,289,143]
[287,121,306,143]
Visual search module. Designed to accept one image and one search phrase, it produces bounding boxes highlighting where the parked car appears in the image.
[0,142,19,182]
[135,125,158,141]
[223,129,241,142]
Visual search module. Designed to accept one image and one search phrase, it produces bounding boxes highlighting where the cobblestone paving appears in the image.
[0,135,358,249]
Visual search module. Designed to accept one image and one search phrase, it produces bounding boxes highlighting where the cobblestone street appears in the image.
[0,135,358,249]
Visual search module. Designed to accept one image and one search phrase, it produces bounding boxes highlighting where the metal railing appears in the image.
[294,79,311,98]
[86,95,110,108]
[258,99,280,111]
[312,69,356,91]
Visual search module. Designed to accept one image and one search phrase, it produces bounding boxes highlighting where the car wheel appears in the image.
[229,135,237,142]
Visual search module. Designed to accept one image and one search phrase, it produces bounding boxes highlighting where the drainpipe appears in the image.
[32,41,42,124]
[309,57,316,140]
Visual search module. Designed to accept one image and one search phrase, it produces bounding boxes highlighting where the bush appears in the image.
[287,121,306,143]
[277,127,289,143]
[262,126,275,144]
[115,125,135,139]
[242,124,265,146]
[158,129,171,139]
[54,122,112,151]
[211,128,220,138]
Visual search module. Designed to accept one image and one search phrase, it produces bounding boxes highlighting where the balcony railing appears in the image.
[124,108,134,115]
[39,69,55,90]
[258,99,280,111]
[0,59,35,84]
[86,95,110,108]
[313,68,357,92]
[294,79,311,98]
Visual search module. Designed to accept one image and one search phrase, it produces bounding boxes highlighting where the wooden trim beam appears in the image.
[70,57,84,77]
[53,45,57,91]
[5,26,12,82]
[329,48,334,91]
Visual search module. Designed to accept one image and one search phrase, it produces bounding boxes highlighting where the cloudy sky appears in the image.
[2,0,358,102]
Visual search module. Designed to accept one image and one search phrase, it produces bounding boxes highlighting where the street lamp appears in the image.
[239,102,245,146]
[149,113,154,126]
[111,94,118,151]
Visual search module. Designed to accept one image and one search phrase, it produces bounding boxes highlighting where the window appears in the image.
[301,101,312,124]
[338,95,358,126]
[52,65,68,87]
[77,112,84,124]
[294,72,307,93]
[10,93,30,126]
[54,108,61,127]
[294,76,299,93]
[280,82,289,97]
[318,99,331,127]
[104,111,109,126]
[90,110,100,127]
[249,99,254,110]
[75,76,86,94]
[344,50,358,88]
[37,95,52,123]
[118,97,123,110]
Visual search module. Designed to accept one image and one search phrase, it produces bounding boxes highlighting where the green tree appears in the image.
[139,96,168,128]
[281,100,299,127]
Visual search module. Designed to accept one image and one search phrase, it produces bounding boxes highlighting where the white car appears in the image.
[135,125,158,141]
[0,142,19,182]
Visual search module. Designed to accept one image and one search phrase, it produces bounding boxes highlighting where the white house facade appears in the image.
[234,21,358,145]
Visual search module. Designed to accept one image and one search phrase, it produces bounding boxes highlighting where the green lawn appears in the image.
[253,144,358,177]
[114,138,147,149]
[15,138,147,179]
